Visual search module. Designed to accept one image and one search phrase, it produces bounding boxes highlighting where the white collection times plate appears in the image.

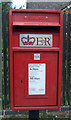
[28,63,46,95]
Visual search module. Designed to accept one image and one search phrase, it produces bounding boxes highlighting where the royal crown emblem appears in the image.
[21,35,35,45]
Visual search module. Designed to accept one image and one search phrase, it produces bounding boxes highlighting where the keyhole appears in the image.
[21,80,23,83]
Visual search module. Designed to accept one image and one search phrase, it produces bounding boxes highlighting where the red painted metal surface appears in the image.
[9,9,63,110]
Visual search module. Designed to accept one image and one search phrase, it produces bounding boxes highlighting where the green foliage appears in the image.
[2,2,12,12]
[41,112,48,119]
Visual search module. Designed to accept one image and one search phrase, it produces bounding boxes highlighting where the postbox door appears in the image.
[13,51,58,107]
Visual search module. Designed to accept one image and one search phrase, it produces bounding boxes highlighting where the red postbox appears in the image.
[9,9,63,110]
